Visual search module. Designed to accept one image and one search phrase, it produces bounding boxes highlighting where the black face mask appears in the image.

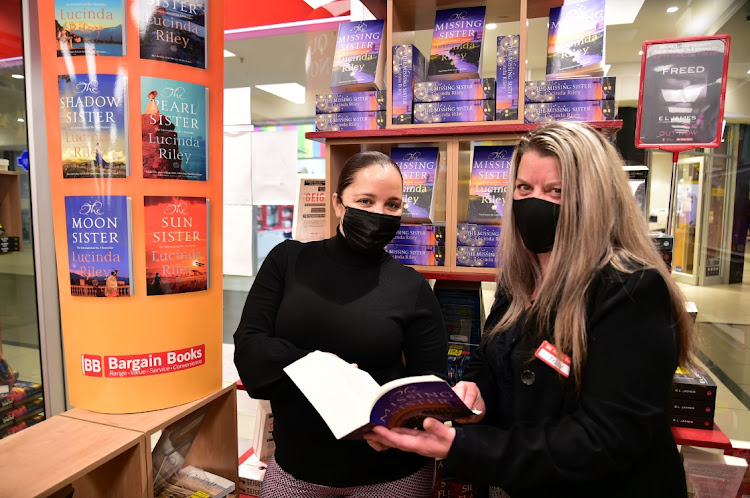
[340,205,401,254]
[512,197,561,254]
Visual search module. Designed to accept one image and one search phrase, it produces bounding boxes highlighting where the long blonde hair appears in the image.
[492,122,694,386]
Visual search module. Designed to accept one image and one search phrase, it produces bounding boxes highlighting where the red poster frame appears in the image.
[635,34,731,156]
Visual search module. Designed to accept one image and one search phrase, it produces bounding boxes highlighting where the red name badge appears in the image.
[535,340,571,378]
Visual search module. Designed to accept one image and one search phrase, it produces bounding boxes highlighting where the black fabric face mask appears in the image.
[512,197,561,254]
[341,205,401,254]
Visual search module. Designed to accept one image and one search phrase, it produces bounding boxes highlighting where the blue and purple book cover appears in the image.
[391,147,439,223]
[141,76,207,181]
[59,73,128,179]
[428,7,486,80]
[315,111,386,131]
[413,100,495,124]
[546,0,605,79]
[456,246,498,268]
[467,145,513,225]
[139,0,206,69]
[392,224,446,246]
[315,90,386,113]
[523,100,615,123]
[496,35,520,120]
[331,20,385,91]
[457,223,502,247]
[525,76,615,102]
[385,244,445,266]
[414,78,495,103]
[55,0,125,57]
[392,44,426,124]
[65,195,133,297]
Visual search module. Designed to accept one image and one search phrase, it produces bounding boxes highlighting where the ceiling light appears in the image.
[638,50,643,56]
[11,74,24,79]
[17,118,24,122]
[666,6,679,13]
[223,49,236,57]
[255,83,306,105]
[486,23,497,30]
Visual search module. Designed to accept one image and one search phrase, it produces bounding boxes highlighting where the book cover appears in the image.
[392,224,445,246]
[669,398,716,417]
[139,0,207,69]
[457,223,502,247]
[414,78,495,103]
[391,147,439,223]
[456,246,497,268]
[65,195,133,298]
[413,100,495,124]
[283,351,476,440]
[144,196,209,295]
[238,452,267,497]
[59,73,128,179]
[152,405,210,493]
[392,45,426,124]
[141,76,207,181]
[546,0,606,79]
[315,90,386,113]
[156,465,235,498]
[385,244,445,266]
[330,20,385,91]
[670,413,714,430]
[447,342,478,385]
[525,76,615,103]
[0,412,45,440]
[55,0,125,57]
[434,281,484,345]
[314,111,385,131]
[673,365,717,401]
[0,381,43,411]
[253,400,275,462]
[496,34,520,120]
[467,145,513,225]
[523,100,615,123]
[428,7,486,81]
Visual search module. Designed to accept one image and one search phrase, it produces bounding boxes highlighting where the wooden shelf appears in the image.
[61,383,239,497]
[306,120,622,142]
[0,415,146,497]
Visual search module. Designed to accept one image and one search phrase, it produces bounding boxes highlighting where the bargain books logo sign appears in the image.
[81,345,205,378]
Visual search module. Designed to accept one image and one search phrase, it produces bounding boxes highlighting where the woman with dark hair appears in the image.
[365,122,695,497]
[234,151,447,497]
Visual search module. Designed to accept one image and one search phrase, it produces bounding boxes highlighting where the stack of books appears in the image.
[496,34,520,120]
[316,20,386,131]
[524,76,616,123]
[392,45,426,124]
[0,381,45,439]
[670,365,718,430]
[434,280,484,385]
[238,448,267,498]
[414,7,494,124]
[386,224,445,267]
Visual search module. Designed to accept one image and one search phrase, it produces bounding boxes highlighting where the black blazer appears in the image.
[445,266,687,498]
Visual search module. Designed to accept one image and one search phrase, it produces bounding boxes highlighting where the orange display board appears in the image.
[38,0,224,413]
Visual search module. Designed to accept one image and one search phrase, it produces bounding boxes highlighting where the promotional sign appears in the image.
[636,35,730,153]
[292,176,326,242]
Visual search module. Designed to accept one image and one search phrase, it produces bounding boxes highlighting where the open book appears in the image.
[283,350,477,440]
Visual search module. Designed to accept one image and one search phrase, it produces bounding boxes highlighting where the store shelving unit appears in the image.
[0,171,22,251]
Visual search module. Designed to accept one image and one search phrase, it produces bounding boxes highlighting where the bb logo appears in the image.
[81,354,102,377]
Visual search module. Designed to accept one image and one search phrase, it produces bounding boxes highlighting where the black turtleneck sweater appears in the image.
[234,230,447,487]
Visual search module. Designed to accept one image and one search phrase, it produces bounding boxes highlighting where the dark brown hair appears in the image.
[336,151,402,197]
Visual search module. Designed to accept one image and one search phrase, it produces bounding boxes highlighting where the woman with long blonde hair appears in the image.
[365,122,694,497]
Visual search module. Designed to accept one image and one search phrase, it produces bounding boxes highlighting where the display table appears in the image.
[672,424,732,450]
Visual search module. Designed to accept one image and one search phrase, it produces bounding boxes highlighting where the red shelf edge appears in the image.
[671,423,732,450]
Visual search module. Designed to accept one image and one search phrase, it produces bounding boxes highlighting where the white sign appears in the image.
[293,175,327,242]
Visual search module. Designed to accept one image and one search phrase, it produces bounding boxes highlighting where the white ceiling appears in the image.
[224,0,750,124]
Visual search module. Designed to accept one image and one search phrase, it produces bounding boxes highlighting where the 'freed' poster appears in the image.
[638,39,728,146]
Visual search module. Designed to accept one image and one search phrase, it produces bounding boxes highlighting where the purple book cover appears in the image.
[467,145,513,224]
[457,223,502,247]
[385,244,444,266]
[525,76,615,102]
[391,147,439,222]
[546,0,605,79]
[524,100,615,123]
[456,246,497,267]
[496,35,520,120]
[314,111,385,131]
[315,90,386,113]
[414,78,495,102]
[392,45,426,124]
[428,7,486,80]
[413,100,495,124]
[392,224,445,245]
[65,195,133,297]
[331,20,385,90]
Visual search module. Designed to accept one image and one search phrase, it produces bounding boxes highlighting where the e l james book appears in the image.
[59,73,128,178]
[55,0,125,57]
[141,76,207,181]
[144,196,209,295]
[65,195,133,297]
[140,0,207,68]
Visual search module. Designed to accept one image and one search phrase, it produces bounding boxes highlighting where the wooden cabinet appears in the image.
[0,384,238,497]
[309,0,621,280]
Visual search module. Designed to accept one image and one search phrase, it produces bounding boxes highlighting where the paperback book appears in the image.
[331,20,385,92]
[59,73,128,178]
[314,111,385,131]
[65,195,133,297]
[392,45,426,124]
[414,78,495,103]
[428,7,486,81]
[673,365,717,401]
[413,100,495,124]
[670,414,714,430]
[283,351,476,440]
[55,0,125,57]
[525,76,615,103]
[496,34,520,120]
[144,196,209,295]
[434,281,484,345]
[546,0,606,79]
[141,76,208,181]
[456,246,497,268]
[385,243,445,266]
[392,224,446,246]
[467,145,513,225]
[669,398,715,417]
[390,147,440,223]
[457,223,502,247]
[447,342,477,385]
[523,100,615,123]
[139,0,207,69]
[152,405,210,493]
[315,90,386,113]
[155,465,235,498]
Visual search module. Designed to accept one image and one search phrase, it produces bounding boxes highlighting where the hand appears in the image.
[363,418,455,459]
[453,381,486,424]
